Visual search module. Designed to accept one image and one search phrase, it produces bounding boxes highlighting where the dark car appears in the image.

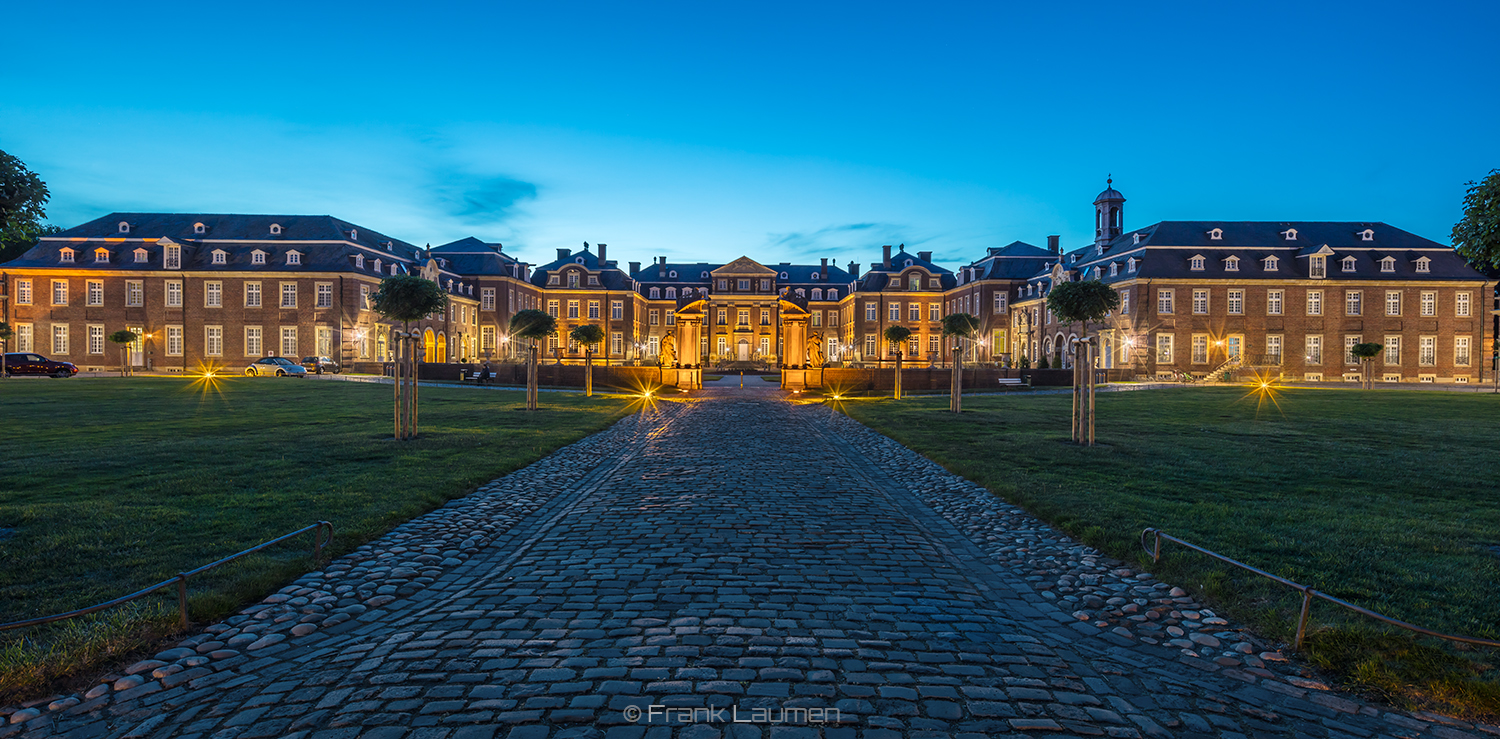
[3,353,79,378]
[300,356,340,375]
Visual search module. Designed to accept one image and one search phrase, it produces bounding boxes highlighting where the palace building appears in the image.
[2,186,1490,383]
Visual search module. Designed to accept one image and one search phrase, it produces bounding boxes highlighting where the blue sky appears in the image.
[4,1,1497,269]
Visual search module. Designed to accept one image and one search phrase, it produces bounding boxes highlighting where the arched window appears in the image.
[666,287,677,299]
[649,287,660,299]
[827,289,838,299]
[811,289,823,300]
[355,254,365,269]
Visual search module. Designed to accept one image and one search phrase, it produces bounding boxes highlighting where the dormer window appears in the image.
[668,270,678,278]
[270,223,283,235]
[779,272,789,279]
[1132,233,1143,245]
[1415,257,1431,273]
[811,288,823,300]
[575,257,585,264]
[286,251,302,266]
[211,249,227,265]
[828,289,838,299]
[548,275,559,285]
[1127,257,1138,273]
[1263,255,1279,271]
[373,258,382,273]
[796,288,805,298]
[59,247,75,263]
[193,222,206,234]
[649,287,660,299]
[1379,256,1395,273]
[1282,228,1298,241]
[1310,255,1326,279]
[666,287,677,299]
[389,263,397,275]
[118,221,130,234]
[1224,256,1240,272]
[811,272,819,281]
[385,242,393,252]
[1109,262,1118,277]
[1360,228,1375,242]
[1208,228,1223,240]
[567,272,579,288]
[134,248,148,263]
[94,248,109,263]
[251,250,267,265]
[904,259,913,267]
[355,254,365,269]
[1189,255,1206,271]
[1341,256,1357,272]
[701,271,709,278]
[348,229,357,241]
[588,276,599,285]
[164,244,181,270]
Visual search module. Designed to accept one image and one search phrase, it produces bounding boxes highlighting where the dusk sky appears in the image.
[5,1,1497,268]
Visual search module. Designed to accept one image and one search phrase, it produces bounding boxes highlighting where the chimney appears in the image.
[629,261,641,274]
[557,248,570,261]
[1047,235,1060,254]
[848,261,859,279]
[820,258,828,279]
[882,245,892,268]
[597,243,607,263]
[659,256,667,269]
[918,251,932,262]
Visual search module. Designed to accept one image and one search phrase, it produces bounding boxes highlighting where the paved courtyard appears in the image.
[10,385,1495,739]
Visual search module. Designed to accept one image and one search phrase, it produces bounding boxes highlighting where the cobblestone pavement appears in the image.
[9,388,1496,739]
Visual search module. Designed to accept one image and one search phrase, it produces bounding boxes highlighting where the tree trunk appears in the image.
[950,343,963,413]
[527,343,538,410]
[894,350,902,400]
[411,335,420,437]
[585,348,593,397]
[393,332,402,440]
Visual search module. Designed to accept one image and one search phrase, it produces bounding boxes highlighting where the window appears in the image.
[355,254,364,270]
[1384,336,1400,365]
[1380,257,1395,273]
[244,282,261,308]
[1227,289,1243,315]
[1415,257,1430,273]
[649,309,659,326]
[1120,290,1129,314]
[206,281,222,308]
[286,251,301,266]
[610,332,622,355]
[1266,335,1283,363]
[1208,228,1223,240]
[1225,256,1240,272]
[828,289,838,300]
[1360,228,1375,241]
[251,250,266,265]
[665,287,677,300]
[478,288,495,312]
[811,311,821,327]
[52,324,69,354]
[280,327,298,356]
[1384,291,1401,316]
[59,248,74,263]
[717,308,727,325]
[1419,336,1436,366]
[1192,334,1208,364]
[1283,228,1298,241]
[1456,336,1472,367]
[1157,289,1174,314]
[1456,292,1471,317]
[1420,291,1435,316]
[1109,262,1118,277]
[315,283,333,308]
[611,301,623,320]
[865,334,877,357]
[649,287,660,299]
[588,275,599,286]
[166,326,183,356]
[716,279,727,290]
[760,309,770,326]
[889,304,901,321]
[547,300,559,318]
[166,281,183,307]
[588,301,600,319]
[15,279,30,305]
[1307,290,1322,316]
[88,325,104,355]
[738,309,750,326]
[1190,256,1205,271]
[1341,256,1357,273]
[567,272,580,288]
[206,326,223,357]
[15,324,31,352]
[1345,335,1361,365]
[246,326,263,356]
[865,303,877,321]
[93,248,108,263]
[1127,258,1138,273]
[165,245,181,270]
[929,304,940,321]
[908,303,920,321]
[281,283,297,308]
[1310,255,1326,279]
[738,279,750,291]
[317,326,333,356]
[1264,256,1279,271]
[1344,291,1361,316]
[1306,335,1323,365]
[1192,290,1209,314]
[1267,290,1283,315]
[568,300,579,319]
[1156,334,1173,364]
[811,288,822,301]
[52,280,68,306]
[666,310,675,326]
[760,279,771,291]
[87,280,103,306]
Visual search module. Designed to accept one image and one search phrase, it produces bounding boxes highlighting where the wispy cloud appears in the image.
[766,222,917,257]
[429,171,540,226]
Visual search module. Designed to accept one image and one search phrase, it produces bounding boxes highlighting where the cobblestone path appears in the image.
[14,389,1494,739]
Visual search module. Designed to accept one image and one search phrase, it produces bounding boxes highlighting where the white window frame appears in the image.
[1456,292,1471,317]
[205,281,222,308]
[1384,336,1400,366]
[1192,289,1209,315]
[88,325,105,355]
[1419,336,1436,366]
[1345,290,1361,317]
[1157,289,1174,315]
[1267,289,1283,316]
[1305,335,1322,365]
[87,280,104,306]
[1191,334,1208,364]
[165,280,183,308]
[280,326,298,357]
[1345,335,1361,366]
[245,282,262,308]
[166,325,183,356]
[1420,291,1436,316]
[1227,289,1243,315]
[205,326,223,357]
[15,279,31,305]
[52,279,68,306]
[481,288,495,311]
[1155,334,1173,364]
[1307,289,1322,316]
[1456,336,1472,367]
[1385,291,1401,316]
[281,283,297,309]
[316,283,333,308]
[52,324,69,354]
[245,326,263,357]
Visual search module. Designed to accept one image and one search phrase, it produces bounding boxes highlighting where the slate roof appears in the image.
[429,237,528,278]
[528,247,633,290]
[959,241,1057,281]
[854,246,956,292]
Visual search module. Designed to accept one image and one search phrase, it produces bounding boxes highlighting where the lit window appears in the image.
[59,247,74,263]
[94,248,109,263]
[134,249,148,263]
[1456,292,1471,317]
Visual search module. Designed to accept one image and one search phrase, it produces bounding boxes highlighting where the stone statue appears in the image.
[662,336,677,368]
[807,332,826,368]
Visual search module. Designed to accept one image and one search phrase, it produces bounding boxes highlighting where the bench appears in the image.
[997,377,1030,389]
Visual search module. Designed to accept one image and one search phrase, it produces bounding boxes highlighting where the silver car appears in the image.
[244,357,308,377]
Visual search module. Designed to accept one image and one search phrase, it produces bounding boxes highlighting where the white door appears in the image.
[128,326,145,366]
[737,340,750,361]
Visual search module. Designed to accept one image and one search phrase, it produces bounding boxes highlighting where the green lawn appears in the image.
[0,377,630,699]
[841,387,1500,717]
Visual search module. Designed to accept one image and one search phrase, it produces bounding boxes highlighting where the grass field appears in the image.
[841,386,1500,718]
[0,376,630,700]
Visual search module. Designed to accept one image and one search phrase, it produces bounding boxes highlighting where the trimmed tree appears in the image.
[570,324,606,397]
[1351,342,1383,390]
[1046,280,1121,445]
[883,325,912,400]
[372,275,449,439]
[509,309,557,410]
[942,313,979,412]
[108,329,139,377]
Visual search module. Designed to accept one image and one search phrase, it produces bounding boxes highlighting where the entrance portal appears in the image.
[737,339,750,362]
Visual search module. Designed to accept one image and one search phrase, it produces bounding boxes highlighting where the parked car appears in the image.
[244,357,308,377]
[2,353,79,378]
[300,356,340,374]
